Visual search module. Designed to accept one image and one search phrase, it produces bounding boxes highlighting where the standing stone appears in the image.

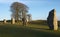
[22,18,27,26]
[27,14,32,22]
[47,9,58,30]
[3,19,6,24]
[27,14,32,25]
[11,18,15,24]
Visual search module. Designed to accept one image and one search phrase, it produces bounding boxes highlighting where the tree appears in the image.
[10,2,29,25]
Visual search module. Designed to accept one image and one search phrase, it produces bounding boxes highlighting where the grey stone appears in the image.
[47,9,58,30]
[11,18,15,24]
[3,19,6,24]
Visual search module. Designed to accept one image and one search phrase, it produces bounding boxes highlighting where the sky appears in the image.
[0,0,60,21]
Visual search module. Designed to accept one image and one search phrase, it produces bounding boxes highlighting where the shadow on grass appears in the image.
[0,25,59,37]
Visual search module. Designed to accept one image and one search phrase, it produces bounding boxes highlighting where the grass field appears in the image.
[0,20,60,37]
[0,24,60,37]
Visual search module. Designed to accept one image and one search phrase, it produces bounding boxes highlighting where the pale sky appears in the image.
[0,0,60,20]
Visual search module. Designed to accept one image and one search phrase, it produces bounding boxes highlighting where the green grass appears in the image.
[0,24,59,37]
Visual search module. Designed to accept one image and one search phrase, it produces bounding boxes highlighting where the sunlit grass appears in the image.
[0,23,59,37]
[0,20,60,37]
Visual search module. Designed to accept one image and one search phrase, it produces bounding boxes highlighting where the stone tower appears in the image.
[47,9,58,30]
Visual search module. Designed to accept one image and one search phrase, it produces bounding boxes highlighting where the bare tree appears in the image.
[10,2,29,25]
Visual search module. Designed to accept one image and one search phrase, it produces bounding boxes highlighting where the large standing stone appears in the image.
[3,19,6,24]
[11,18,15,24]
[47,9,58,30]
